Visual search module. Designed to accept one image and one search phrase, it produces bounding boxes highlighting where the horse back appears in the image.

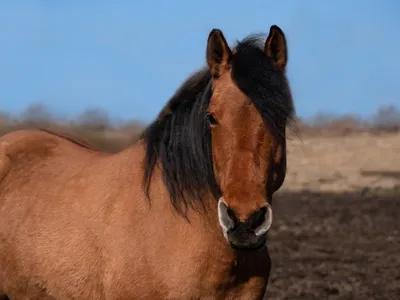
[0,127,105,178]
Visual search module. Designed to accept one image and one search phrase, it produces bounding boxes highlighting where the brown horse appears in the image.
[0,25,294,299]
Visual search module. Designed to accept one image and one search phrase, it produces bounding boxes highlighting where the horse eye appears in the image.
[207,113,218,126]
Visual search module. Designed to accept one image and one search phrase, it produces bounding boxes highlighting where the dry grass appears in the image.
[282,131,400,193]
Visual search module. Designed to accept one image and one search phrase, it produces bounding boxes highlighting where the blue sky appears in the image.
[1,0,399,123]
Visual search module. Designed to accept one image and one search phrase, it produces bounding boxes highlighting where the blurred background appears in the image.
[1,1,399,299]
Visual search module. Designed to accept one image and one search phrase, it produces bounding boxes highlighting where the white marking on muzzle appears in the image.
[254,203,273,236]
[217,198,234,236]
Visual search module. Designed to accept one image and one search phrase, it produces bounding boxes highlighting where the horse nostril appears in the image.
[226,207,239,228]
[218,199,272,236]
[249,207,267,230]
[218,199,239,231]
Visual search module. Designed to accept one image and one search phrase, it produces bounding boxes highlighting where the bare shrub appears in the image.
[19,103,54,127]
[74,108,111,132]
[371,104,400,132]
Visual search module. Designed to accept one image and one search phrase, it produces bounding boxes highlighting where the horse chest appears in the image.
[181,276,267,300]
[107,250,269,300]
[163,256,269,300]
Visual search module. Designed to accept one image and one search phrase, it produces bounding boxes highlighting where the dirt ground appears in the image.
[264,189,399,300]
[264,132,400,299]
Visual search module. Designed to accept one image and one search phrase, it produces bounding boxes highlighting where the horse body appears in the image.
[0,130,269,299]
[0,25,293,299]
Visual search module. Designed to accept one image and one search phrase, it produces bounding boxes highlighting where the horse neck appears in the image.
[119,142,267,284]
[126,138,231,247]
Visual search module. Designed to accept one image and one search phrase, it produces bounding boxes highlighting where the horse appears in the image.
[0,25,294,299]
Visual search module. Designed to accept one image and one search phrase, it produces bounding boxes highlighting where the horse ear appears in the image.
[206,29,232,78]
[264,25,288,71]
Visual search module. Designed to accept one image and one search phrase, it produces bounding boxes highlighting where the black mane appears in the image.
[141,34,294,217]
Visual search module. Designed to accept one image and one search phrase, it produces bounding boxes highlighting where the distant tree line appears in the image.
[0,103,399,152]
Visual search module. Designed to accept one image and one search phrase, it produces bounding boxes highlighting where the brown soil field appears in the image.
[265,190,399,300]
